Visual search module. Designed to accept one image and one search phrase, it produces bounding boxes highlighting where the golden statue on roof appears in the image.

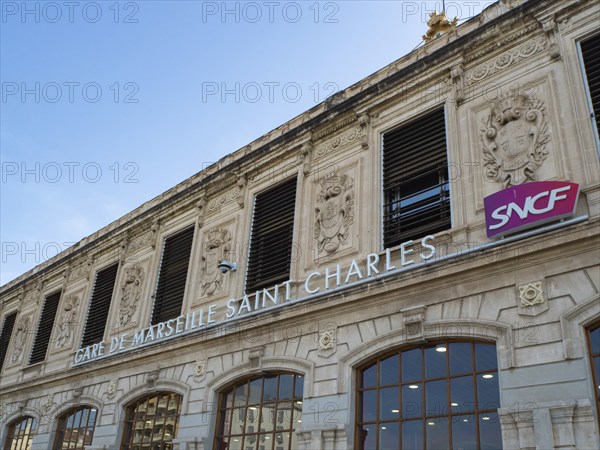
[423,11,459,42]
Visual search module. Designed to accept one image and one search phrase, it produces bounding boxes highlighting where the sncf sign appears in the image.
[484,181,580,238]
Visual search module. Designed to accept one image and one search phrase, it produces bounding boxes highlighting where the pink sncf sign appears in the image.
[484,181,580,238]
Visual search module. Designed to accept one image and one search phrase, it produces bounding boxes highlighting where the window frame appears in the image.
[577,32,600,153]
[3,415,37,450]
[355,339,502,450]
[380,106,452,251]
[29,290,62,365]
[213,371,305,450]
[586,320,600,431]
[119,391,182,450]
[52,405,98,450]
[0,311,17,372]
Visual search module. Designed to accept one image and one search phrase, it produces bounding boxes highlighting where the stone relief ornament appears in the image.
[194,359,207,378]
[519,281,544,307]
[106,379,118,399]
[314,172,355,255]
[319,330,336,351]
[480,93,550,188]
[119,266,144,327]
[11,317,30,363]
[200,228,232,297]
[55,294,79,348]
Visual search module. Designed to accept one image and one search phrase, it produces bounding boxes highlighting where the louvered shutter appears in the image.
[29,291,61,364]
[246,177,297,293]
[383,108,451,248]
[0,312,17,371]
[151,226,195,324]
[81,263,119,348]
[581,33,600,133]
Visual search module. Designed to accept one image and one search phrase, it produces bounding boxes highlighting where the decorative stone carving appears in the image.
[401,305,427,338]
[299,142,313,177]
[518,280,548,317]
[147,369,160,385]
[23,282,42,304]
[540,17,560,58]
[200,228,232,297]
[41,395,55,420]
[319,330,335,351]
[466,37,547,85]
[249,346,264,369]
[55,294,80,348]
[11,317,30,363]
[423,11,458,42]
[358,114,370,150]
[194,360,207,378]
[236,174,247,208]
[314,172,354,255]
[106,379,118,399]
[480,93,549,187]
[118,266,144,327]
[450,63,465,104]
[519,281,544,306]
[72,388,83,399]
[314,127,361,160]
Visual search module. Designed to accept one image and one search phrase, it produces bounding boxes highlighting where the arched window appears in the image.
[587,322,600,429]
[356,340,502,450]
[3,416,37,450]
[120,392,182,450]
[214,372,304,450]
[53,406,98,449]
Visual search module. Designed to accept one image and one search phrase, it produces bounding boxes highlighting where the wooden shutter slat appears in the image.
[0,312,17,371]
[246,177,297,293]
[382,108,450,248]
[151,226,194,325]
[81,263,119,348]
[581,33,600,133]
[29,291,61,364]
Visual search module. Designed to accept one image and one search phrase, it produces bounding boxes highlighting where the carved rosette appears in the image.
[200,228,232,297]
[11,317,30,364]
[314,172,355,255]
[117,265,145,327]
[55,294,80,349]
[480,93,550,187]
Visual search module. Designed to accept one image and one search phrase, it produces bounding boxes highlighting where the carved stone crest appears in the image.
[55,294,80,348]
[194,359,207,378]
[118,266,144,327]
[200,228,232,296]
[519,281,544,307]
[319,330,336,351]
[11,317,30,363]
[481,93,550,187]
[314,172,355,255]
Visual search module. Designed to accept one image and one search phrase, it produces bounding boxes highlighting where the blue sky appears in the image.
[0,0,492,284]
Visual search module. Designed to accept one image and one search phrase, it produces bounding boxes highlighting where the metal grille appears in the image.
[382,108,450,248]
[29,290,61,365]
[81,263,119,348]
[246,177,297,293]
[151,226,195,325]
[0,312,17,371]
[581,33,600,133]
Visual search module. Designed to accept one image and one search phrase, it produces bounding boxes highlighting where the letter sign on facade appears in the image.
[484,181,580,238]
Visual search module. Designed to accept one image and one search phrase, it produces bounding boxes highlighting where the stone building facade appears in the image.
[1,0,599,449]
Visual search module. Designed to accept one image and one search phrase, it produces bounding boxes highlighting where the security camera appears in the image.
[217,260,237,274]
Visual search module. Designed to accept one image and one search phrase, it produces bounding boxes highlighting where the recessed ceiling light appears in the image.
[451,402,459,407]
[249,406,258,410]
[381,426,387,430]
[482,416,490,421]
[463,419,468,422]
[428,422,435,426]
[409,384,419,389]
[296,401,303,405]
[435,345,447,352]
[392,409,400,413]
[482,374,494,379]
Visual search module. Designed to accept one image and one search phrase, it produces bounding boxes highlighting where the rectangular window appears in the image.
[152,226,195,325]
[29,290,61,365]
[581,33,600,134]
[81,263,119,348]
[246,177,298,293]
[382,107,450,248]
[0,312,17,371]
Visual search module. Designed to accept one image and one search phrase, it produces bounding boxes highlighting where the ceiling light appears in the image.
[391,409,399,413]
[435,345,447,352]
[427,422,435,426]
[296,401,302,405]
[451,402,458,407]
[482,374,494,379]
[482,416,490,421]
[409,384,419,389]
[381,426,387,430]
